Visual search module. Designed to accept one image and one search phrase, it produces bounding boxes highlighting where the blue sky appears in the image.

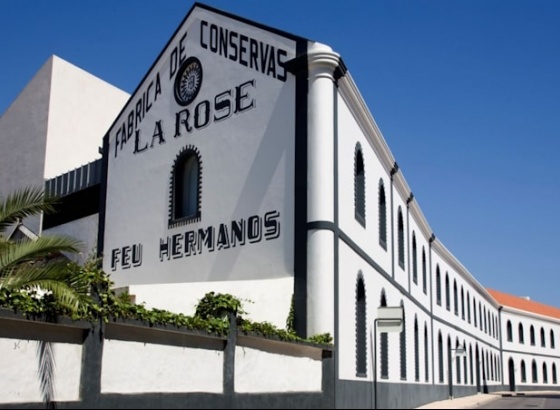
[1,1,559,308]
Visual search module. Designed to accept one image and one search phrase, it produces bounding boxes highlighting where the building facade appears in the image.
[2,3,559,409]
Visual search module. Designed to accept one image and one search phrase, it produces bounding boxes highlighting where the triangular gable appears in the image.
[6,221,39,242]
[101,3,308,287]
[104,2,306,161]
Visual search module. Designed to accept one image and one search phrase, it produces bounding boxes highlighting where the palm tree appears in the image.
[0,186,95,409]
[0,186,88,312]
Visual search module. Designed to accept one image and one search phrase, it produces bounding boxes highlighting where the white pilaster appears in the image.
[306,42,340,338]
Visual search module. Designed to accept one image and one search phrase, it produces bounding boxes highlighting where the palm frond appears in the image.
[37,341,56,409]
[1,260,88,311]
[0,186,59,232]
[0,235,81,273]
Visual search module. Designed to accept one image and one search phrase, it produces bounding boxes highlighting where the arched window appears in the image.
[445,273,450,311]
[483,306,487,333]
[171,147,201,225]
[551,330,556,349]
[541,327,546,347]
[412,233,418,284]
[422,248,427,294]
[553,363,557,384]
[436,266,442,306]
[519,323,525,344]
[506,320,513,342]
[543,363,548,383]
[424,323,429,382]
[532,360,538,383]
[438,332,444,383]
[453,280,458,316]
[398,208,405,269]
[460,286,465,320]
[463,341,468,385]
[354,145,365,226]
[379,180,387,249]
[456,339,462,384]
[400,301,407,380]
[467,292,471,323]
[469,344,473,385]
[479,302,482,330]
[447,336,452,384]
[490,353,494,380]
[380,290,389,379]
[414,317,419,381]
[355,274,367,377]
[530,325,536,346]
[521,360,526,382]
[473,299,477,327]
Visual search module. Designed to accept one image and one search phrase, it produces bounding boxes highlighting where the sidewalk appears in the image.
[415,392,502,409]
[416,390,560,409]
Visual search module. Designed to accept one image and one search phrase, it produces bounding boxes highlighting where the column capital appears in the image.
[308,42,340,79]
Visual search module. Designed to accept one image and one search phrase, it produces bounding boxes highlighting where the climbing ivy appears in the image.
[0,260,332,346]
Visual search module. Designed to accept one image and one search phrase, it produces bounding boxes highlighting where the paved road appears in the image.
[476,392,560,409]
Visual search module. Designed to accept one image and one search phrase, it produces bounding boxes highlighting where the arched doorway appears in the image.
[508,358,516,391]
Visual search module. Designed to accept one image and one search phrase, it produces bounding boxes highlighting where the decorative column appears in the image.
[306,42,340,338]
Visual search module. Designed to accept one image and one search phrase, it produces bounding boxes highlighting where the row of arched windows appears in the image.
[436,332,501,386]
[354,146,428,294]
[355,277,433,382]
[517,359,558,384]
[435,266,498,339]
[410,234,428,294]
[354,276,559,388]
[352,147,559,387]
[353,146,394,252]
[506,320,558,349]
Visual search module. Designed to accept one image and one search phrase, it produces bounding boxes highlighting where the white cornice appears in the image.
[501,305,560,325]
[337,69,500,308]
[431,239,498,307]
[337,72,395,176]
[408,200,432,241]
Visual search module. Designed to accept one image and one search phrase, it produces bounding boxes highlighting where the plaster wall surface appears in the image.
[43,213,99,264]
[234,345,322,392]
[101,339,224,393]
[44,56,129,179]
[0,58,51,233]
[0,338,82,403]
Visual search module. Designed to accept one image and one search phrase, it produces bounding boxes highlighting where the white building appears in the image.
[0,54,129,249]
[1,3,559,408]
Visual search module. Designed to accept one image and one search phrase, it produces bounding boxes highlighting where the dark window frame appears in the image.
[436,266,442,306]
[412,233,418,284]
[354,145,366,227]
[397,208,405,269]
[378,180,387,249]
[169,146,202,228]
[355,274,367,377]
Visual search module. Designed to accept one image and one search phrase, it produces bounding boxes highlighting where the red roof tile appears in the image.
[487,288,560,320]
